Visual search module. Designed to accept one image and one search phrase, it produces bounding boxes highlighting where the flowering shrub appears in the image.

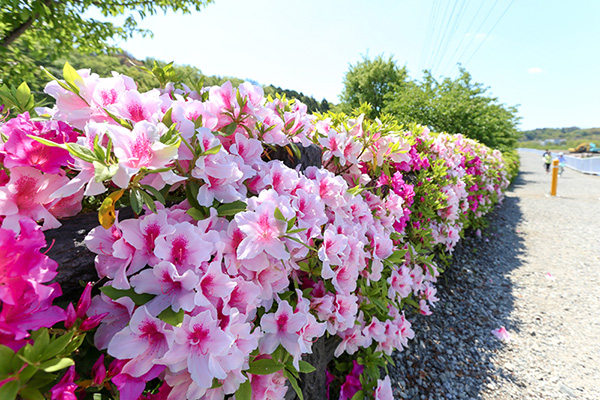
[0,63,511,400]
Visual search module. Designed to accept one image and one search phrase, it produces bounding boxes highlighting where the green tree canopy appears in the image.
[339,55,408,118]
[0,0,213,87]
[384,68,521,150]
[339,55,520,150]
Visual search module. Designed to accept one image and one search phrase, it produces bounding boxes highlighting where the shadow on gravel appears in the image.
[389,176,527,399]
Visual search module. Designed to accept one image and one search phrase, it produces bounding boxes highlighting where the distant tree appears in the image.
[339,55,408,118]
[264,85,330,114]
[0,0,213,87]
[383,68,520,150]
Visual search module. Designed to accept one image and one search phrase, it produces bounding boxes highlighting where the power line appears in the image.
[431,0,471,77]
[464,0,517,66]
[440,0,486,76]
[419,0,440,72]
[450,0,502,73]
[428,0,461,75]
[425,0,453,71]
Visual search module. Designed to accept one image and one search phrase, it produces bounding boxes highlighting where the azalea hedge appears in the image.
[0,64,511,400]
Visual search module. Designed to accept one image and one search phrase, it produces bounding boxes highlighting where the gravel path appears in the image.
[390,150,600,399]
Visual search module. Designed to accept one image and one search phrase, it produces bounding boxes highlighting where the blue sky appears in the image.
[91,0,600,130]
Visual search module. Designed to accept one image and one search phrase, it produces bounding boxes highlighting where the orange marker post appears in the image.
[550,158,559,196]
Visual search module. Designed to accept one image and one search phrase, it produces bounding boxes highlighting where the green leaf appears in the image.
[18,365,37,382]
[28,329,50,362]
[93,161,119,183]
[141,185,166,205]
[0,380,20,400]
[235,379,251,400]
[298,361,316,374]
[386,249,407,264]
[290,143,301,160]
[63,334,86,356]
[28,135,67,150]
[185,181,202,210]
[92,134,106,160]
[99,286,155,306]
[26,371,56,389]
[40,331,74,361]
[283,369,303,400]
[186,207,206,221]
[39,357,74,373]
[19,387,44,400]
[41,67,73,94]
[140,190,157,213]
[0,345,15,376]
[223,122,237,136]
[130,189,144,215]
[273,207,286,221]
[246,359,284,375]
[350,389,365,400]
[63,62,83,92]
[158,307,184,327]
[200,144,221,156]
[15,82,31,108]
[103,108,134,129]
[162,108,173,127]
[210,378,223,389]
[286,216,297,231]
[216,201,246,217]
[66,143,98,163]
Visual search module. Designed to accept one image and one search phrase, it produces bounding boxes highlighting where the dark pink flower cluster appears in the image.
[0,113,82,232]
[0,218,66,351]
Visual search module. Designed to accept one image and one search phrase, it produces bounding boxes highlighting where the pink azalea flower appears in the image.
[387,266,413,300]
[235,202,289,261]
[85,219,134,289]
[491,326,511,341]
[327,294,358,334]
[117,209,176,273]
[92,354,107,386]
[44,69,99,129]
[334,325,365,357]
[163,370,208,400]
[248,360,288,400]
[194,258,236,308]
[223,277,262,318]
[107,121,179,188]
[318,228,349,276]
[259,300,306,365]
[130,261,199,314]
[339,374,361,400]
[153,221,215,271]
[110,90,161,124]
[107,306,170,377]
[49,365,79,400]
[158,311,234,388]
[1,112,77,173]
[362,317,386,348]
[110,361,164,400]
[419,299,432,315]
[375,376,394,400]
[0,166,70,232]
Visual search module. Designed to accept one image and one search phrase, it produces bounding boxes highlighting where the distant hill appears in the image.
[519,127,600,141]
[519,126,600,150]
[30,50,333,114]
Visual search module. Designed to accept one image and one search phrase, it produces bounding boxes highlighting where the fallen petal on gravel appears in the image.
[491,327,511,341]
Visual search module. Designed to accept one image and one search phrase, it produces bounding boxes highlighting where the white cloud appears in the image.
[528,67,543,74]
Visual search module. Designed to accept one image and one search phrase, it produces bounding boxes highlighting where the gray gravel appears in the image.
[390,150,600,399]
